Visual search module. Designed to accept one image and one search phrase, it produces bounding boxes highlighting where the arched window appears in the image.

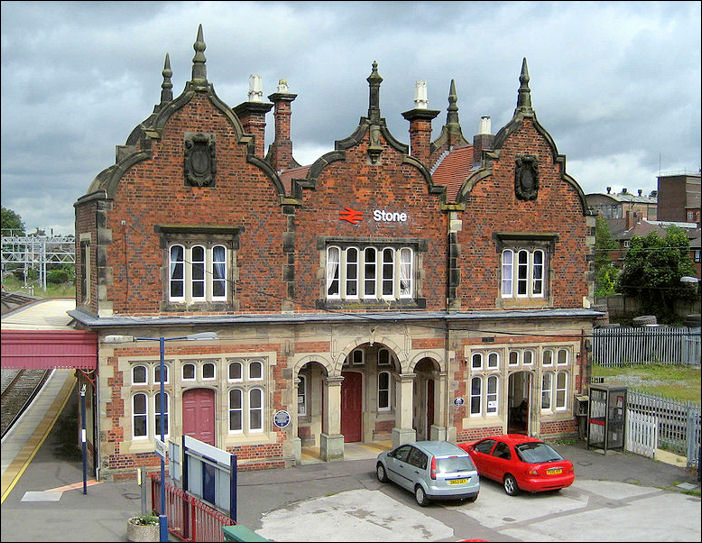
[487,376,498,414]
[470,377,482,415]
[182,363,196,381]
[154,364,169,384]
[169,244,185,301]
[509,351,519,366]
[228,361,243,381]
[202,362,216,380]
[132,393,148,439]
[488,352,499,369]
[154,392,169,438]
[212,245,227,300]
[523,350,534,366]
[378,371,391,411]
[501,249,514,297]
[541,373,553,411]
[249,360,263,380]
[249,388,264,432]
[229,389,243,433]
[191,245,206,300]
[542,349,554,366]
[556,372,568,410]
[363,247,377,298]
[298,375,307,416]
[557,349,569,366]
[132,365,147,385]
[472,353,483,369]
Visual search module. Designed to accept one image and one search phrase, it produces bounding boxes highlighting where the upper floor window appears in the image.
[496,233,556,304]
[182,363,196,381]
[132,365,148,385]
[157,225,241,308]
[325,242,418,303]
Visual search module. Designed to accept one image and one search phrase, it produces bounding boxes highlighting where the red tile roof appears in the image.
[432,145,474,201]
[279,165,311,194]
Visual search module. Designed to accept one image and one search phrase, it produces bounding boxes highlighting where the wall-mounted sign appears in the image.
[453,397,465,407]
[339,207,409,225]
[273,410,291,429]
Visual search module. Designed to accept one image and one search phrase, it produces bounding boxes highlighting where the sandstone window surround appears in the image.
[156,225,242,311]
[131,391,170,440]
[319,237,428,309]
[227,357,267,435]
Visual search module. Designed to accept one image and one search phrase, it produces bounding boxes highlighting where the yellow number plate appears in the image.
[546,468,563,475]
[449,478,468,485]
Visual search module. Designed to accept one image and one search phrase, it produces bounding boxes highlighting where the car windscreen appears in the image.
[515,442,563,463]
[436,455,475,473]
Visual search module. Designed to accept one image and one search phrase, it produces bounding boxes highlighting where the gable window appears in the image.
[158,225,241,308]
[496,233,557,305]
[322,239,425,305]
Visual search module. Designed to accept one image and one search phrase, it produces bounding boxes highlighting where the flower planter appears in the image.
[127,516,160,542]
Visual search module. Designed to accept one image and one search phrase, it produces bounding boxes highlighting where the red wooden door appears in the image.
[182,388,216,445]
[341,371,362,442]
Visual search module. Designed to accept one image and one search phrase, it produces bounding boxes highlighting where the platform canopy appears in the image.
[1,330,97,370]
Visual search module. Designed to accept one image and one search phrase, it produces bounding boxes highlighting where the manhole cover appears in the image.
[122,492,141,500]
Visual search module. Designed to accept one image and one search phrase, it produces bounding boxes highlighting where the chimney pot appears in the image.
[478,115,491,135]
[248,74,263,102]
[638,189,642,196]
[606,187,611,194]
[622,188,628,194]
[414,81,428,109]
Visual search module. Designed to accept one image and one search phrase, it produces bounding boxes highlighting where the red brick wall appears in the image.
[456,119,588,309]
[293,133,448,311]
[104,92,287,315]
[74,201,99,314]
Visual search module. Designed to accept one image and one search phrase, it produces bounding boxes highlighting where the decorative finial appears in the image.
[248,74,263,102]
[446,79,459,127]
[367,61,383,122]
[191,24,207,86]
[160,53,173,104]
[414,81,428,109]
[515,57,532,113]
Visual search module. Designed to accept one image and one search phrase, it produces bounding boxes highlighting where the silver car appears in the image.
[376,440,480,506]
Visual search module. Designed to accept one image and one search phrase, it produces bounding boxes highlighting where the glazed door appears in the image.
[341,371,363,442]
[182,388,216,446]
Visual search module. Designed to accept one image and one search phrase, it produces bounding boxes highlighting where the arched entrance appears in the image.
[182,388,216,445]
[296,361,328,448]
[413,357,438,441]
[507,372,531,435]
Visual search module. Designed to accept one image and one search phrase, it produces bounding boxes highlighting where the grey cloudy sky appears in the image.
[1,1,700,235]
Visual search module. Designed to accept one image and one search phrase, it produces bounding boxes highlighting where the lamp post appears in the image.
[104,331,218,543]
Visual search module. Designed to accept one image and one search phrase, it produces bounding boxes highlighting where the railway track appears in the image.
[0,368,52,437]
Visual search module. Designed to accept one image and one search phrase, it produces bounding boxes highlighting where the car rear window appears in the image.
[515,442,563,463]
[436,455,475,473]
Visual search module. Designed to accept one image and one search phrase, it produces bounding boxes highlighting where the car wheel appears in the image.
[503,474,520,496]
[415,485,428,507]
[376,463,388,483]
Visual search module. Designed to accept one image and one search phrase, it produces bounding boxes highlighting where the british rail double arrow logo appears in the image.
[339,207,364,225]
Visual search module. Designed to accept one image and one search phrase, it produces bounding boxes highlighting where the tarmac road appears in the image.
[1,408,700,542]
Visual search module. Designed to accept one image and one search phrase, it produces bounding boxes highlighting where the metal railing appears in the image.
[592,326,701,366]
[627,390,701,466]
[151,474,235,542]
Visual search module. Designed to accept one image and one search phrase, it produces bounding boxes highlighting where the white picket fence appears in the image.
[626,411,658,458]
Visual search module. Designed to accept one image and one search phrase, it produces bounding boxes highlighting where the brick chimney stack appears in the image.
[473,115,494,165]
[402,81,439,164]
[267,79,299,172]
[233,74,273,158]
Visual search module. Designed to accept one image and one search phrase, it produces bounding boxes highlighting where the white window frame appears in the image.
[486,375,499,415]
[487,352,499,369]
[202,362,216,380]
[363,247,377,299]
[132,393,148,440]
[378,371,392,411]
[557,348,569,366]
[153,364,169,385]
[542,349,554,367]
[249,360,264,381]
[228,361,243,382]
[132,364,148,385]
[555,371,568,410]
[249,387,264,433]
[471,352,483,370]
[326,246,341,298]
[298,375,307,417]
[523,350,535,366]
[501,249,513,297]
[169,244,185,302]
[541,372,553,411]
[191,245,206,301]
[501,247,548,300]
[508,351,520,366]
[154,392,170,439]
[228,388,243,434]
[212,244,227,301]
[470,377,482,416]
[182,363,196,381]
[377,348,392,366]
[345,247,359,299]
[167,243,229,304]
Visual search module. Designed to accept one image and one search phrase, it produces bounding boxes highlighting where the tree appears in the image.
[594,215,619,297]
[616,225,697,318]
[1,206,25,235]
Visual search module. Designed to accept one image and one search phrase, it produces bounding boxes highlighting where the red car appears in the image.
[458,434,574,496]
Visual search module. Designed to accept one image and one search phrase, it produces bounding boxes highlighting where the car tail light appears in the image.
[527,469,539,476]
[430,457,437,480]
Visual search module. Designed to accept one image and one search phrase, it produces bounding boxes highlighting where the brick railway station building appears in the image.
[70,26,602,479]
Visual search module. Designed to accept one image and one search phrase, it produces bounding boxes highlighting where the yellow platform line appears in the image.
[1,375,77,504]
